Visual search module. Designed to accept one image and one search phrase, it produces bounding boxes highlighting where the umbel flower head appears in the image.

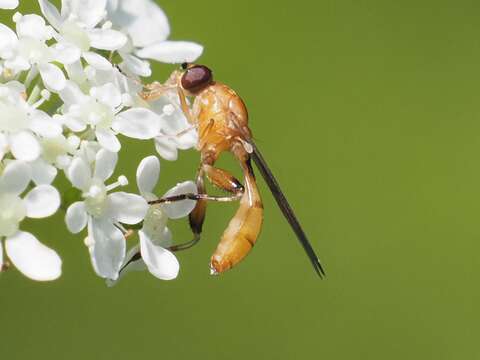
[0,0,203,283]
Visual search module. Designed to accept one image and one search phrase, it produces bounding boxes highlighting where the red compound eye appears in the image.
[181,65,213,93]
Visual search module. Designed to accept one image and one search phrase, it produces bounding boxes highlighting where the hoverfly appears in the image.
[142,63,325,277]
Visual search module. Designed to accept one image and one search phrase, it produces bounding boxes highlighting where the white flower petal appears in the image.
[30,110,62,137]
[38,63,66,92]
[83,51,112,71]
[0,0,18,9]
[5,231,61,281]
[0,23,18,52]
[89,28,127,51]
[4,56,30,73]
[121,53,151,77]
[112,108,161,139]
[94,148,117,181]
[106,244,146,287]
[136,155,160,195]
[59,114,86,132]
[4,80,25,94]
[139,230,179,280]
[30,159,57,185]
[10,131,41,161]
[52,42,81,65]
[0,160,31,195]
[149,98,188,133]
[67,156,91,190]
[65,201,87,233]
[38,0,62,30]
[136,41,203,64]
[95,128,121,152]
[66,0,107,28]
[75,141,100,164]
[59,80,87,106]
[87,218,125,280]
[172,129,198,150]
[154,136,178,161]
[106,0,119,13]
[24,184,60,218]
[161,181,197,219]
[108,0,169,47]
[65,60,87,84]
[90,82,121,109]
[16,14,51,41]
[107,192,148,224]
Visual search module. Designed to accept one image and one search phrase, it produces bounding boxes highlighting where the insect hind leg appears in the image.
[148,164,245,252]
[149,165,245,206]
[187,164,244,253]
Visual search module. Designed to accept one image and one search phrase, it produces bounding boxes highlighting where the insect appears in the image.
[143,63,325,277]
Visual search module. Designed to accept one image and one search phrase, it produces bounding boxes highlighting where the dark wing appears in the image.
[250,142,326,278]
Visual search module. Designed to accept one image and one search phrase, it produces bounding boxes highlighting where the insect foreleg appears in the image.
[139,82,177,101]
[176,87,196,125]
[141,82,196,125]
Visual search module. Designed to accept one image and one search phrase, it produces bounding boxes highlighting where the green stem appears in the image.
[27,83,41,105]
[24,67,39,89]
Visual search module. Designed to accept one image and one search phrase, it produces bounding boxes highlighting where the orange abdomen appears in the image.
[210,158,263,274]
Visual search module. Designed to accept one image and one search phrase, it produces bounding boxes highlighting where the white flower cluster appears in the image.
[0,0,202,283]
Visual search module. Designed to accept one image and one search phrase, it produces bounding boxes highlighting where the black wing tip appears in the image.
[250,144,327,280]
[313,258,326,279]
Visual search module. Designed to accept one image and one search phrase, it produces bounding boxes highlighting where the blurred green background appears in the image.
[2,0,480,359]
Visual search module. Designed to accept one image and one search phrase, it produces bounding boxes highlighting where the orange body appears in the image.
[192,82,264,274]
[141,65,324,277]
[140,64,324,277]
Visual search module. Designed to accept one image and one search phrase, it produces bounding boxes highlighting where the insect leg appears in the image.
[176,87,196,125]
[148,170,205,253]
[138,69,183,100]
[148,165,245,206]
[142,83,196,125]
[181,168,207,251]
[139,82,177,101]
[148,164,246,252]
[150,193,241,204]
[114,64,144,87]
[175,164,245,252]
[203,164,245,195]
